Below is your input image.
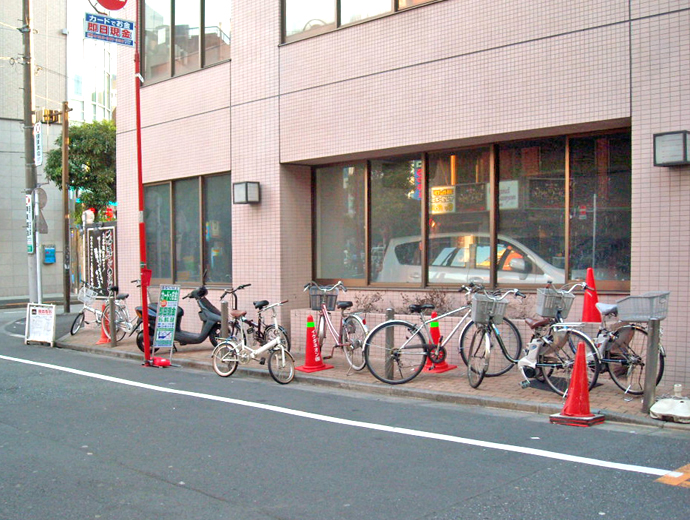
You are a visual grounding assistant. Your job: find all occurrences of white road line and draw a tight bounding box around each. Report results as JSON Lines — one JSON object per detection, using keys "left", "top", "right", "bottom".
{"left": 0, "top": 353, "right": 682, "bottom": 479}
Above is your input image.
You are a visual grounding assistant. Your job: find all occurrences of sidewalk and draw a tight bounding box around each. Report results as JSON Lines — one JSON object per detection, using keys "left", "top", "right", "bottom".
{"left": 52, "top": 319, "right": 690, "bottom": 432}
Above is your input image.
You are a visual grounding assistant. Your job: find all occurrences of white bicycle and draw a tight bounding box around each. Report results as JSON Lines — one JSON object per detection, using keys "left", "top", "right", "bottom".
{"left": 211, "top": 300, "right": 295, "bottom": 384}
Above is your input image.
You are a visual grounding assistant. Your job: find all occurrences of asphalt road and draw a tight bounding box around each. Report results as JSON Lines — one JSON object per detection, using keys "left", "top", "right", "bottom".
{"left": 1, "top": 308, "right": 689, "bottom": 520}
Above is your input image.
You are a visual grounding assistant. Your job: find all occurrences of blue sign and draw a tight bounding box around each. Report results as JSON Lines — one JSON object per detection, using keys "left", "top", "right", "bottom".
{"left": 84, "top": 14, "right": 135, "bottom": 47}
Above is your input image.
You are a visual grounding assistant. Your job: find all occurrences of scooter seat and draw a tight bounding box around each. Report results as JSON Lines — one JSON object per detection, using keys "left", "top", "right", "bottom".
{"left": 116, "top": 293, "right": 129, "bottom": 300}
{"left": 337, "top": 301, "right": 353, "bottom": 310}
{"left": 254, "top": 300, "right": 269, "bottom": 310}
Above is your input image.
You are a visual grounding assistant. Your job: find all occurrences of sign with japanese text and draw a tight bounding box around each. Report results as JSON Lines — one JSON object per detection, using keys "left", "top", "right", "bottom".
{"left": 153, "top": 285, "right": 181, "bottom": 350}
{"left": 431, "top": 186, "right": 456, "bottom": 214}
{"left": 86, "top": 224, "right": 117, "bottom": 296}
{"left": 33, "top": 122, "right": 43, "bottom": 166}
{"left": 25, "top": 304, "right": 56, "bottom": 346}
{"left": 84, "top": 14, "right": 135, "bottom": 47}
{"left": 26, "top": 194, "right": 34, "bottom": 254}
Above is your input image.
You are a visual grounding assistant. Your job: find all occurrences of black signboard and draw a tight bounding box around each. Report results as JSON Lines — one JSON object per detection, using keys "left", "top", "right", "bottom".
{"left": 86, "top": 224, "right": 117, "bottom": 296}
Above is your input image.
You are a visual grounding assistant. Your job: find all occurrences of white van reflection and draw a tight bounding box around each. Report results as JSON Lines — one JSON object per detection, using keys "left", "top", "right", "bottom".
{"left": 376, "top": 233, "right": 565, "bottom": 285}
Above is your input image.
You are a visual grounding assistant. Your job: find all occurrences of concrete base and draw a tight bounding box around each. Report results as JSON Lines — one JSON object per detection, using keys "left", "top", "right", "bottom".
{"left": 550, "top": 412, "right": 605, "bottom": 427}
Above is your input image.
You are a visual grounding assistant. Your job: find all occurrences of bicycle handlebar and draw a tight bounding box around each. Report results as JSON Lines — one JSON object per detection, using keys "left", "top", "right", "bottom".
{"left": 303, "top": 281, "right": 346, "bottom": 292}
{"left": 545, "top": 280, "right": 590, "bottom": 293}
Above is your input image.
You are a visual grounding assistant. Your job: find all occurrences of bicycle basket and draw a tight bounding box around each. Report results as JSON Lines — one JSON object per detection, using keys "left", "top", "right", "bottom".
{"left": 471, "top": 293, "right": 508, "bottom": 325}
{"left": 78, "top": 286, "right": 97, "bottom": 305}
{"left": 616, "top": 291, "right": 670, "bottom": 322}
{"left": 536, "top": 288, "right": 575, "bottom": 319}
{"left": 309, "top": 285, "right": 338, "bottom": 311}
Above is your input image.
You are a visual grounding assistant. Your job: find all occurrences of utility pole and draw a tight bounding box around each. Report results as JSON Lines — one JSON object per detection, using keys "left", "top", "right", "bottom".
{"left": 21, "top": 0, "right": 39, "bottom": 303}
{"left": 61, "top": 101, "right": 71, "bottom": 313}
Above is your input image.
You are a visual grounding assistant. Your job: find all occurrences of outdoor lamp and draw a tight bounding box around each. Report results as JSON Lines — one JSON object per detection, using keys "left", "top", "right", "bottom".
{"left": 653, "top": 131, "right": 690, "bottom": 166}
{"left": 233, "top": 181, "right": 261, "bottom": 204}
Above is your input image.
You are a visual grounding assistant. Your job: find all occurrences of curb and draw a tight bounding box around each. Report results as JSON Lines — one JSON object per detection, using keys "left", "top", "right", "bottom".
{"left": 53, "top": 336, "right": 688, "bottom": 431}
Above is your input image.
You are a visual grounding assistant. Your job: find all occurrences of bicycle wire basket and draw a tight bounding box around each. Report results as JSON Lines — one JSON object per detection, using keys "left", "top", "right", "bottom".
{"left": 471, "top": 293, "right": 508, "bottom": 325}
{"left": 536, "top": 287, "right": 575, "bottom": 319}
{"left": 616, "top": 291, "right": 670, "bottom": 322}
{"left": 309, "top": 285, "right": 338, "bottom": 312}
{"left": 78, "top": 285, "right": 97, "bottom": 306}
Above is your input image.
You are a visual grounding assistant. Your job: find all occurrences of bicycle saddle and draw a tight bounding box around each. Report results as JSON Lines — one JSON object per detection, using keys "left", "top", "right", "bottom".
{"left": 230, "top": 310, "right": 247, "bottom": 318}
{"left": 408, "top": 304, "right": 434, "bottom": 313}
{"left": 596, "top": 302, "right": 618, "bottom": 316}
{"left": 337, "top": 301, "right": 353, "bottom": 310}
{"left": 253, "top": 300, "right": 269, "bottom": 310}
{"left": 116, "top": 293, "right": 129, "bottom": 300}
{"left": 525, "top": 317, "right": 551, "bottom": 330}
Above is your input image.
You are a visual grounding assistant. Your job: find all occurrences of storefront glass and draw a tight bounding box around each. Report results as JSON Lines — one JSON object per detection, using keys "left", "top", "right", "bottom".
{"left": 371, "top": 157, "right": 423, "bottom": 283}
{"left": 315, "top": 164, "right": 366, "bottom": 280}
{"left": 174, "top": 178, "right": 201, "bottom": 282}
{"left": 144, "top": 184, "right": 172, "bottom": 280}
{"left": 427, "top": 148, "right": 491, "bottom": 284}
{"left": 569, "top": 133, "right": 631, "bottom": 281}
{"left": 204, "top": 174, "right": 232, "bottom": 284}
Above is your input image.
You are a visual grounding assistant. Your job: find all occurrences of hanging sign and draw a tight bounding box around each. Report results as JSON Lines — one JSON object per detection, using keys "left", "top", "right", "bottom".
{"left": 33, "top": 123, "right": 43, "bottom": 166}
{"left": 25, "top": 304, "right": 56, "bottom": 346}
{"left": 26, "top": 194, "right": 34, "bottom": 254}
{"left": 153, "top": 285, "right": 181, "bottom": 350}
{"left": 85, "top": 14, "right": 135, "bottom": 47}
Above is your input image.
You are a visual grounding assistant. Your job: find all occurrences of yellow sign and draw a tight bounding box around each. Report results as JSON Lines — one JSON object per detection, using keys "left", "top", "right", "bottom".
{"left": 431, "top": 186, "right": 456, "bottom": 214}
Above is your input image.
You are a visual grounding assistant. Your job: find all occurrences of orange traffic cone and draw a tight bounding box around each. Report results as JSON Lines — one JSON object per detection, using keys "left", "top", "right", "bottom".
{"left": 424, "top": 311, "right": 457, "bottom": 374}
{"left": 296, "top": 315, "right": 334, "bottom": 373}
{"left": 550, "top": 342, "right": 605, "bottom": 427}
{"left": 96, "top": 304, "right": 111, "bottom": 345}
{"left": 582, "top": 267, "right": 601, "bottom": 322}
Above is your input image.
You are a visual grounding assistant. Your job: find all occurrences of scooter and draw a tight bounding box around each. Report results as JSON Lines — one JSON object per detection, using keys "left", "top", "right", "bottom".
{"left": 135, "top": 285, "right": 223, "bottom": 353}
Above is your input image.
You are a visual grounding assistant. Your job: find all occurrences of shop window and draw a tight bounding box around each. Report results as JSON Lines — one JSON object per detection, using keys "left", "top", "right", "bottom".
{"left": 143, "top": 0, "right": 231, "bottom": 84}
{"left": 144, "top": 174, "right": 231, "bottom": 284}
{"left": 316, "top": 164, "right": 366, "bottom": 280}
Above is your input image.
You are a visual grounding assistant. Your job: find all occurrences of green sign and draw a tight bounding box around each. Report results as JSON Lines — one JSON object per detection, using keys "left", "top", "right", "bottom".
{"left": 152, "top": 285, "right": 180, "bottom": 350}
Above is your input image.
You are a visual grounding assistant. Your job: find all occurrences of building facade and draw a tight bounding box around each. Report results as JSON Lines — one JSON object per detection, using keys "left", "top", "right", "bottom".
{"left": 116, "top": 1, "right": 690, "bottom": 389}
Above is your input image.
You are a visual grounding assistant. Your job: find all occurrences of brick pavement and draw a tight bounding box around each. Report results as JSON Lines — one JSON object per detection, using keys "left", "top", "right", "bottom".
{"left": 55, "top": 323, "right": 690, "bottom": 431}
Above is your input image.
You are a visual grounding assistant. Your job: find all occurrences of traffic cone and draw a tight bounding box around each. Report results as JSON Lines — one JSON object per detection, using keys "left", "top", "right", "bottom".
{"left": 296, "top": 315, "right": 334, "bottom": 373}
{"left": 550, "top": 342, "right": 605, "bottom": 427}
{"left": 582, "top": 267, "right": 601, "bottom": 322}
{"left": 96, "top": 304, "right": 111, "bottom": 345}
{"left": 424, "top": 311, "right": 457, "bottom": 374}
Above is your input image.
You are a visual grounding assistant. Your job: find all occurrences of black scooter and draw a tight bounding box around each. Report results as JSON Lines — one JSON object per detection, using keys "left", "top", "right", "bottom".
{"left": 135, "top": 286, "right": 222, "bottom": 353}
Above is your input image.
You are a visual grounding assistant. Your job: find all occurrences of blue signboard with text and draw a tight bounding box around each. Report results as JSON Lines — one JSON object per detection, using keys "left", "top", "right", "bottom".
{"left": 84, "top": 14, "right": 135, "bottom": 47}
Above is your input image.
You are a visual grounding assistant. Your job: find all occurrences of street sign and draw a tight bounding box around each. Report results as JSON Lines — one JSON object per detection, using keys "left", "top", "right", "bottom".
{"left": 84, "top": 14, "right": 135, "bottom": 47}
{"left": 153, "top": 285, "right": 181, "bottom": 351}
{"left": 96, "top": 0, "right": 128, "bottom": 10}
{"left": 26, "top": 194, "right": 34, "bottom": 254}
{"left": 33, "top": 122, "right": 42, "bottom": 166}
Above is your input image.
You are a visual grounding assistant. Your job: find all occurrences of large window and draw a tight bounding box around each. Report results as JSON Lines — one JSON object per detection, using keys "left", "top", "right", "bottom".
{"left": 284, "top": 0, "right": 436, "bottom": 42}
{"left": 144, "top": 174, "right": 232, "bottom": 284}
{"left": 143, "top": 0, "right": 231, "bottom": 84}
{"left": 313, "top": 131, "right": 631, "bottom": 289}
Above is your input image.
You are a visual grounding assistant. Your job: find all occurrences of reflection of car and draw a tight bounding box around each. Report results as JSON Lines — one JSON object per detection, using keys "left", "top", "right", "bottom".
{"left": 376, "top": 233, "right": 565, "bottom": 285}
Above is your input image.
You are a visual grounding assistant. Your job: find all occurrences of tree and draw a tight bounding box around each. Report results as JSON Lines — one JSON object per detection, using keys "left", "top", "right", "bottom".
{"left": 44, "top": 120, "right": 116, "bottom": 221}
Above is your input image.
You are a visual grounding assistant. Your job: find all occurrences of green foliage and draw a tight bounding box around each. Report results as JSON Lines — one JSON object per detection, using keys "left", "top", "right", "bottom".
{"left": 44, "top": 120, "right": 116, "bottom": 220}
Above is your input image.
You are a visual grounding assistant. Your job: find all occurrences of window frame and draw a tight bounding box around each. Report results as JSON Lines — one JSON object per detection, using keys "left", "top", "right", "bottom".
{"left": 312, "top": 129, "right": 631, "bottom": 292}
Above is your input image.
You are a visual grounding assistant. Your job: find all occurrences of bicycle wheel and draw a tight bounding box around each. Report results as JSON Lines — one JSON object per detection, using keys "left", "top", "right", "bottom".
{"left": 70, "top": 312, "right": 85, "bottom": 335}
{"left": 102, "top": 305, "right": 127, "bottom": 342}
{"left": 607, "top": 325, "right": 663, "bottom": 395}
{"left": 212, "top": 340, "right": 239, "bottom": 377}
{"left": 268, "top": 348, "right": 295, "bottom": 384}
{"left": 342, "top": 315, "right": 367, "bottom": 371}
{"left": 264, "top": 324, "right": 291, "bottom": 352}
{"left": 466, "top": 326, "right": 490, "bottom": 389}
{"left": 539, "top": 328, "right": 600, "bottom": 397}
{"left": 459, "top": 318, "right": 522, "bottom": 377}
{"left": 364, "top": 320, "right": 428, "bottom": 385}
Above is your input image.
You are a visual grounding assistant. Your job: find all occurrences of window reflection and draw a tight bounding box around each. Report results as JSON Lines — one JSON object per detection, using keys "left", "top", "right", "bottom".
{"left": 205, "top": 1, "right": 231, "bottom": 65}
{"left": 341, "top": 0, "right": 391, "bottom": 25}
{"left": 144, "top": 184, "right": 172, "bottom": 280}
{"left": 284, "top": 0, "right": 336, "bottom": 39}
{"left": 204, "top": 175, "right": 232, "bottom": 284}
{"left": 174, "top": 1, "right": 201, "bottom": 76}
{"left": 174, "top": 179, "right": 201, "bottom": 282}
{"left": 144, "top": 0, "right": 171, "bottom": 82}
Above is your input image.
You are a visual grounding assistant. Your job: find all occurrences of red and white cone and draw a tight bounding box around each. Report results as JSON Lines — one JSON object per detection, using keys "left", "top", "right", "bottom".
{"left": 550, "top": 341, "right": 605, "bottom": 427}
{"left": 96, "top": 304, "right": 110, "bottom": 345}
{"left": 296, "top": 315, "right": 333, "bottom": 373}
{"left": 424, "top": 311, "right": 457, "bottom": 374}
{"left": 582, "top": 267, "right": 601, "bottom": 322}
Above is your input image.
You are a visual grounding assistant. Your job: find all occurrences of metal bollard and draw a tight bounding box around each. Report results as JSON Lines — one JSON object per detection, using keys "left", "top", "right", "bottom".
{"left": 109, "top": 295, "right": 116, "bottom": 348}
{"left": 385, "top": 308, "right": 394, "bottom": 380}
{"left": 642, "top": 318, "right": 661, "bottom": 414}
{"left": 221, "top": 300, "right": 228, "bottom": 339}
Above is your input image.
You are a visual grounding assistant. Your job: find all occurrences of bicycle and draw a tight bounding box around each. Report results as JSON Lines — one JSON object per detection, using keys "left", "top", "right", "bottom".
{"left": 514, "top": 282, "right": 601, "bottom": 396}
{"left": 220, "top": 284, "right": 291, "bottom": 352}
{"left": 71, "top": 283, "right": 128, "bottom": 340}
{"left": 303, "top": 281, "right": 368, "bottom": 372}
{"left": 591, "top": 293, "right": 667, "bottom": 395}
{"left": 363, "top": 284, "right": 523, "bottom": 385}
{"left": 211, "top": 300, "right": 295, "bottom": 384}
{"left": 461, "top": 288, "right": 529, "bottom": 389}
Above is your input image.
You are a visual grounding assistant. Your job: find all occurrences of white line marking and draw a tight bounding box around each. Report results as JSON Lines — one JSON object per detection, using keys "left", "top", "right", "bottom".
{"left": 0, "top": 354, "right": 682, "bottom": 479}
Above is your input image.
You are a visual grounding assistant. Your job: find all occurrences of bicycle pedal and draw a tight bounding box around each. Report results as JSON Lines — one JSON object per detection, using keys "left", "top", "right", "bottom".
{"left": 259, "top": 357, "right": 266, "bottom": 365}
{"left": 519, "top": 380, "right": 531, "bottom": 389}
{"left": 323, "top": 355, "right": 333, "bottom": 360}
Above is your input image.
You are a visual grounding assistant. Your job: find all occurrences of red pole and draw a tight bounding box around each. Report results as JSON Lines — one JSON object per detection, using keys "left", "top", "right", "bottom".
{"left": 134, "top": 0, "right": 152, "bottom": 365}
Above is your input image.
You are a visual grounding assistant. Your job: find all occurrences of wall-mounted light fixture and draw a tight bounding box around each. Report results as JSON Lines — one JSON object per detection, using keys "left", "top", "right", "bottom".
{"left": 654, "top": 131, "right": 690, "bottom": 166}
{"left": 233, "top": 181, "right": 261, "bottom": 204}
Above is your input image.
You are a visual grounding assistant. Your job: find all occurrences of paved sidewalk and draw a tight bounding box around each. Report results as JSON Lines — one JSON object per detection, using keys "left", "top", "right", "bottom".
{"left": 52, "top": 319, "right": 690, "bottom": 432}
